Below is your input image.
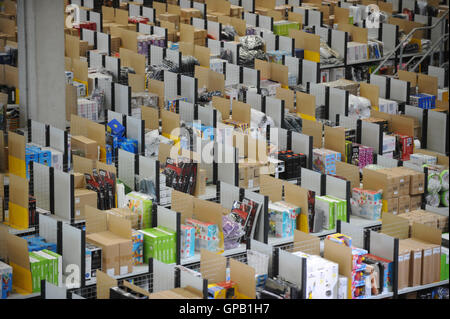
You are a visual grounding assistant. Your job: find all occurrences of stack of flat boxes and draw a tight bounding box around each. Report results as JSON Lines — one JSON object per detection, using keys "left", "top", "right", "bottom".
{"left": 159, "top": 173, "right": 172, "bottom": 206}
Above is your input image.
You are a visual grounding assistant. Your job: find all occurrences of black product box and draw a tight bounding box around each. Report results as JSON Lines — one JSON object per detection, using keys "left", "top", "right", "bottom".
{"left": 28, "top": 196, "right": 37, "bottom": 226}
{"left": 277, "top": 150, "right": 306, "bottom": 180}
{"left": 85, "top": 243, "right": 102, "bottom": 281}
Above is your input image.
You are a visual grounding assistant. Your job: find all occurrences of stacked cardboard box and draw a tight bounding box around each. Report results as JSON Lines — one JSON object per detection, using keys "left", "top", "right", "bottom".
{"left": 71, "top": 135, "right": 99, "bottom": 161}
{"left": 230, "top": 5, "right": 244, "bottom": 17}
{"left": 397, "top": 210, "right": 448, "bottom": 234}
{"left": 239, "top": 159, "right": 261, "bottom": 189}
{"left": 180, "top": 8, "right": 203, "bottom": 24}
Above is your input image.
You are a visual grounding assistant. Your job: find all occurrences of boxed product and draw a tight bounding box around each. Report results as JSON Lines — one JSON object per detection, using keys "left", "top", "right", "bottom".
{"left": 268, "top": 201, "right": 300, "bottom": 238}
{"left": 403, "top": 168, "right": 425, "bottom": 195}
{"left": 108, "top": 208, "right": 139, "bottom": 229}
{"left": 409, "top": 153, "right": 437, "bottom": 166}
{"left": 395, "top": 134, "right": 414, "bottom": 161}
{"left": 327, "top": 233, "right": 352, "bottom": 247}
{"left": 378, "top": 98, "right": 399, "bottom": 114}
{"left": 29, "top": 254, "right": 42, "bottom": 293}
{"left": 185, "top": 218, "right": 219, "bottom": 252}
{"left": 388, "top": 167, "right": 411, "bottom": 196}
{"left": 132, "top": 230, "right": 144, "bottom": 265}
{"left": 181, "top": 224, "right": 195, "bottom": 259}
{"left": 124, "top": 192, "right": 153, "bottom": 229}
{"left": 77, "top": 98, "right": 99, "bottom": 121}
{"left": 364, "top": 254, "right": 393, "bottom": 293}
{"left": 337, "top": 275, "right": 348, "bottom": 299}
{"left": 398, "top": 195, "right": 411, "bottom": 214}
{"left": 351, "top": 188, "right": 383, "bottom": 220}
{"left": 273, "top": 20, "right": 300, "bottom": 36}
{"left": 0, "top": 261, "right": 12, "bottom": 299}
{"left": 312, "top": 148, "right": 341, "bottom": 175}
{"left": 441, "top": 247, "right": 449, "bottom": 281}
{"left": 154, "top": 226, "right": 177, "bottom": 264}
{"left": 140, "top": 228, "right": 165, "bottom": 263}
{"left": 266, "top": 50, "right": 290, "bottom": 64}
{"left": 74, "top": 188, "right": 98, "bottom": 220}
{"left": 382, "top": 134, "right": 397, "bottom": 154}
{"left": 71, "top": 135, "right": 99, "bottom": 160}
{"left": 85, "top": 243, "right": 102, "bottom": 281}
{"left": 314, "top": 196, "right": 336, "bottom": 230}
{"left": 409, "top": 195, "right": 422, "bottom": 211}
{"left": 399, "top": 239, "right": 423, "bottom": 287}
{"left": 326, "top": 196, "right": 347, "bottom": 223}
{"left": 363, "top": 168, "right": 400, "bottom": 199}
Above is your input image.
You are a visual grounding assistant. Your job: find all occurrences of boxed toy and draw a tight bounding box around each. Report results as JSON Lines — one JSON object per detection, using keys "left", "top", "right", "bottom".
{"left": 337, "top": 275, "right": 348, "bottom": 299}
{"left": 312, "top": 148, "right": 341, "bottom": 175}
{"left": 364, "top": 254, "right": 393, "bottom": 293}
{"left": 185, "top": 218, "right": 219, "bottom": 252}
{"left": 124, "top": 192, "right": 153, "bottom": 229}
{"left": 327, "top": 233, "right": 352, "bottom": 247}
{"left": 155, "top": 226, "right": 177, "bottom": 264}
{"left": 268, "top": 202, "right": 299, "bottom": 238}
{"left": 181, "top": 224, "right": 195, "bottom": 259}
{"left": 131, "top": 230, "right": 144, "bottom": 265}
{"left": 140, "top": 228, "right": 166, "bottom": 263}
{"left": 315, "top": 196, "right": 336, "bottom": 230}
{"left": 0, "top": 261, "right": 12, "bottom": 299}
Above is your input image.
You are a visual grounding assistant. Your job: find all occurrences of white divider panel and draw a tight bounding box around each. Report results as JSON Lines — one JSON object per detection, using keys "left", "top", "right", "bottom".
{"left": 243, "top": 67, "right": 259, "bottom": 88}
{"left": 129, "top": 3, "right": 141, "bottom": 16}
{"left": 71, "top": 293, "right": 85, "bottom": 299}
{"left": 107, "top": 110, "right": 124, "bottom": 124}
{"left": 326, "top": 174, "right": 348, "bottom": 200}
{"left": 164, "top": 71, "right": 179, "bottom": 102}
{"left": 229, "top": 0, "right": 240, "bottom": 4}
{"left": 157, "top": 206, "right": 178, "bottom": 231}
{"left": 427, "top": 110, "right": 447, "bottom": 154}
{"left": 402, "top": 0, "right": 415, "bottom": 10}
{"left": 225, "top": 63, "right": 240, "bottom": 87}
{"left": 356, "top": 5, "right": 368, "bottom": 22}
{"left": 34, "top": 162, "right": 51, "bottom": 211}
{"left": 368, "top": 27, "right": 379, "bottom": 40}
{"left": 89, "top": 11, "right": 102, "bottom": 32}
{"left": 114, "top": 83, "right": 131, "bottom": 115}
{"left": 428, "top": 66, "right": 445, "bottom": 89}
{"left": 88, "top": 51, "right": 104, "bottom": 69}
{"left": 369, "top": 231, "right": 395, "bottom": 261}
{"left": 331, "top": 29, "right": 347, "bottom": 59}
{"left": 302, "top": 60, "right": 318, "bottom": 85}
{"left": 49, "top": 126, "right": 65, "bottom": 161}
{"left": 329, "top": 88, "right": 347, "bottom": 121}
{"left": 207, "top": 39, "right": 221, "bottom": 56}
{"left": 126, "top": 116, "right": 143, "bottom": 152}
{"left": 244, "top": 189, "right": 266, "bottom": 243}
{"left": 180, "top": 75, "right": 196, "bottom": 104}
{"left": 278, "top": 249, "right": 303, "bottom": 287}
{"left": 81, "top": 28, "right": 96, "bottom": 46}
{"left": 270, "top": 127, "right": 288, "bottom": 151}
{"left": 261, "top": 30, "right": 276, "bottom": 51}
{"left": 216, "top": 123, "right": 234, "bottom": 147}
{"left": 431, "top": 16, "right": 446, "bottom": 45}
{"left": 291, "top": 132, "right": 311, "bottom": 159}
{"left": 259, "top": 15, "right": 273, "bottom": 31}
{"left": 387, "top": 0, "right": 399, "bottom": 12}
{"left": 284, "top": 56, "right": 300, "bottom": 85}
{"left": 197, "top": 106, "right": 216, "bottom": 127}
{"left": 139, "top": 155, "right": 157, "bottom": 181}
{"left": 54, "top": 170, "right": 72, "bottom": 220}
{"left": 39, "top": 214, "right": 58, "bottom": 245}
{"left": 310, "top": 83, "right": 326, "bottom": 107}
{"left": 293, "top": 6, "right": 307, "bottom": 15}
{"left": 250, "top": 240, "right": 274, "bottom": 277}
{"left": 288, "top": 0, "right": 301, "bottom": 5}
{"left": 97, "top": 32, "right": 110, "bottom": 55}
{"left": 180, "top": 0, "right": 191, "bottom": 8}
{"left": 315, "top": 26, "right": 329, "bottom": 43}
{"left": 207, "top": 21, "right": 221, "bottom": 40}
{"left": 338, "top": 115, "right": 357, "bottom": 130}
{"left": 404, "top": 104, "right": 423, "bottom": 129}
{"left": 339, "top": 2, "right": 352, "bottom": 9}
{"left": 166, "top": 49, "right": 180, "bottom": 67}
{"left": 301, "top": 168, "right": 322, "bottom": 194}
{"left": 138, "top": 22, "right": 152, "bottom": 35}
{"left": 30, "top": 120, "right": 46, "bottom": 146}
{"left": 179, "top": 100, "right": 195, "bottom": 123}
{"left": 118, "top": 149, "right": 136, "bottom": 190}
{"left": 361, "top": 120, "right": 381, "bottom": 154}
{"left": 223, "top": 41, "right": 239, "bottom": 65}
{"left": 242, "top": 0, "right": 255, "bottom": 12}
{"left": 414, "top": 14, "right": 428, "bottom": 25}
{"left": 193, "top": 2, "right": 206, "bottom": 16}
{"left": 192, "top": 17, "right": 206, "bottom": 30}
{"left": 219, "top": 181, "right": 240, "bottom": 210}
{"left": 246, "top": 91, "right": 262, "bottom": 111}
{"left": 98, "top": 78, "right": 112, "bottom": 110}
{"left": 390, "top": 78, "right": 408, "bottom": 102}
{"left": 370, "top": 74, "right": 387, "bottom": 98}
{"left": 44, "top": 282, "right": 67, "bottom": 299}
{"left": 216, "top": 143, "right": 238, "bottom": 186}
{"left": 244, "top": 12, "right": 257, "bottom": 27}
{"left": 62, "top": 223, "right": 83, "bottom": 288}
{"left": 153, "top": 259, "right": 175, "bottom": 292}
{"left": 150, "top": 45, "right": 165, "bottom": 66}
{"left": 308, "top": 9, "right": 322, "bottom": 26}
{"left": 79, "top": 8, "right": 88, "bottom": 22}
{"left": 105, "top": 55, "right": 119, "bottom": 80}
{"left": 265, "top": 96, "right": 283, "bottom": 128}
{"left": 377, "top": 154, "right": 399, "bottom": 168}
{"left": 84, "top": 0, "right": 94, "bottom": 8}
{"left": 153, "top": 26, "right": 167, "bottom": 37}
{"left": 142, "top": 7, "right": 155, "bottom": 23}
{"left": 179, "top": 266, "right": 203, "bottom": 292}
{"left": 279, "top": 36, "right": 293, "bottom": 55}
{"left": 340, "top": 221, "right": 365, "bottom": 249}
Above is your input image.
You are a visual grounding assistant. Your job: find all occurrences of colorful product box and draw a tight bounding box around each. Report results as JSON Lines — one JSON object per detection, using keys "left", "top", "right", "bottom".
{"left": 155, "top": 226, "right": 177, "bottom": 264}
{"left": 350, "top": 188, "right": 383, "bottom": 220}
{"left": 312, "top": 148, "right": 341, "bottom": 175}
{"left": 185, "top": 218, "right": 219, "bottom": 252}
{"left": 29, "top": 255, "right": 41, "bottom": 293}
{"left": 327, "top": 233, "right": 352, "bottom": 247}
{"left": 131, "top": 230, "right": 144, "bottom": 265}
{"left": 124, "top": 192, "right": 153, "bottom": 229}
{"left": 364, "top": 254, "right": 393, "bottom": 292}
{"left": 351, "top": 248, "right": 368, "bottom": 270}
{"left": 314, "top": 196, "right": 336, "bottom": 231}
{"left": 268, "top": 202, "right": 299, "bottom": 238}
{"left": 85, "top": 243, "right": 102, "bottom": 281}
{"left": 181, "top": 224, "right": 195, "bottom": 259}
{"left": 0, "top": 261, "right": 12, "bottom": 299}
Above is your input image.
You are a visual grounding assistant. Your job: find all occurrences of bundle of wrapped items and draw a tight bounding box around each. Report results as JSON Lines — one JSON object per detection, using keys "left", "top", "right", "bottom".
{"left": 180, "top": 224, "right": 196, "bottom": 259}
{"left": 223, "top": 118, "right": 249, "bottom": 134}
{"left": 0, "top": 261, "right": 12, "bottom": 299}
{"left": 268, "top": 201, "right": 300, "bottom": 238}
{"left": 348, "top": 94, "right": 371, "bottom": 119}
{"left": 379, "top": 98, "right": 399, "bottom": 114}
{"left": 238, "top": 35, "right": 266, "bottom": 68}
{"left": 314, "top": 195, "right": 347, "bottom": 231}
{"left": 210, "top": 58, "right": 227, "bottom": 74}
{"left": 137, "top": 34, "right": 165, "bottom": 56}
{"left": 26, "top": 143, "right": 64, "bottom": 178}
{"left": 292, "top": 251, "right": 339, "bottom": 299}
{"left": 131, "top": 92, "right": 159, "bottom": 117}
{"left": 222, "top": 212, "right": 245, "bottom": 250}
{"left": 320, "top": 41, "right": 344, "bottom": 65}
{"left": 346, "top": 42, "right": 368, "bottom": 63}
{"left": 73, "top": 81, "right": 87, "bottom": 97}
{"left": 260, "top": 80, "right": 281, "bottom": 96}
{"left": 128, "top": 16, "right": 149, "bottom": 24}
{"left": 77, "top": 98, "right": 99, "bottom": 121}
{"left": 425, "top": 164, "right": 449, "bottom": 208}
{"left": 350, "top": 188, "right": 383, "bottom": 220}
{"left": 312, "top": 148, "right": 341, "bottom": 175}
{"left": 409, "top": 153, "right": 437, "bottom": 166}
{"left": 185, "top": 218, "right": 219, "bottom": 252}
{"left": 140, "top": 226, "right": 176, "bottom": 264}
{"left": 348, "top": 143, "right": 374, "bottom": 169}
{"left": 273, "top": 20, "right": 300, "bottom": 36}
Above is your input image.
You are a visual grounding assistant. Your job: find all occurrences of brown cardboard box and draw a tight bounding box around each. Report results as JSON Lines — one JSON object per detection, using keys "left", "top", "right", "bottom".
{"left": 159, "top": 13, "right": 180, "bottom": 28}
{"left": 108, "top": 208, "right": 139, "bottom": 229}
{"left": 119, "top": 240, "right": 133, "bottom": 275}
{"left": 80, "top": 40, "right": 89, "bottom": 57}
{"left": 409, "top": 195, "right": 422, "bottom": 211}
{"left": 230, "top": 5, "right": 244, "bottom": 17}
{"left": 398, "top": 243, "right": 411, "bottom": 289}
{"left": 207, "top": 14, "right": 219, "bottom": 22}
{"left": 73, "top": 173, "right": 86, "bottom": 189}
{"left": 378, "top": 168, "right": 402, "bottom": 198}
{"left": 180, "top": 8, "right": 203, "bottom": 20}
{"left": 389, "top": 167, "right": 411, "bottom": 196}
{"left": 363, "top": 168, "right": 399, "bottom": 199}
{"left": 403, "top": 168, "right": 425, "bottom": 195}
{"left": 239, "top": 160, "right": 261, "bottom": 188}
{"left": 71, "top": 135, "right": 99, "bottom": 160}
{"left": 194, "top": 168, "right": 206, "bottom": 196}
{"left": 399, "top": 239, "right": 422, "bottom": 287}
{"left": 87, "top": 231, "right": 120, "bottom": 276}
{"left": 398, "top": 195, "right": 411, "bottom": 214}
{"left": 382, "top": 197, "right": 399, "bottom": 215}
{"left": 74, "top": 189, "right": 98, "bottom": 220}
{"left": 405, "top": 238, "right": 434, "bottom": 285}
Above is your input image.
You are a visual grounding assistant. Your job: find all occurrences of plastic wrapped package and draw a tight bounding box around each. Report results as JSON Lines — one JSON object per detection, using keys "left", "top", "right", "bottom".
{"left": 90, "top": 87, "right": 106, "bottom": 122}
{"left": 320, "top": 41, "right": 344, "bottom": 65}
{"left": 144, "top": 130, "right": 174, "bottom": 158}
{"left": 198, "top": 89, "right": 223, "bottom": 103}
{"left": 221, "top": 25, "right": 238, "bottom": 41}
{"left": 427, "top": 172, "right": 442, "bottom": 194}
{"left": 222, "top": 214, "right": 245, "bottom": 250}
{"left": 348, "top": 94, "right": 371, "bottom": 119}
{"left": 135, "top": 175, "right": 157, "bottom": 200}
{"left": 426, "top": 193, "right": 440, "bottom": 207}
{"left": 283, "top": 113, "right": 302, "bottom": 133}
{"left": 250, "top": 108, "right": 275, "bottom": 139}
{"left": 239, "top": 35, "right": 266, "bottom": 68}
{"left": 120, "top": 67, "right": 136, "bottom": 85}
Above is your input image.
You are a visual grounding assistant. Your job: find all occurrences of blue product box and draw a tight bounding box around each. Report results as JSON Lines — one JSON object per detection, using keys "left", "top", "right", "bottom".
{"left": 119, "top": 138, "right": 138, "bottom": 154}
{"left": 38, "top": 149, "right": 52, "bottom": 166}
{"left": 0, "top": 261, "right": 13, "bottom": 299}
{"left": 106, "top": 144, "right": 113, "bottom": 165}
{"left": 107, "top": 119, "right": 125, "bottom": 137}
{"left": 181, "top": 225, "right": 195, "bottom": 258}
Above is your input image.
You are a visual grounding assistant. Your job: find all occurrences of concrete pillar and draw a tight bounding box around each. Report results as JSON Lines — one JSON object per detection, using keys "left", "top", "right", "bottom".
{"left": 17, "top": 0, "right": 66, "bottom": 130}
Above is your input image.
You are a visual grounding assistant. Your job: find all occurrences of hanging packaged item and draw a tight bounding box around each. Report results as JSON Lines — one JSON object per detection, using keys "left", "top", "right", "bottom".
{"left": 162, "top": 158, "right": 198, "bottom": 195}
{"left": 185, "top": 218, "right": 219, "bottom": 252}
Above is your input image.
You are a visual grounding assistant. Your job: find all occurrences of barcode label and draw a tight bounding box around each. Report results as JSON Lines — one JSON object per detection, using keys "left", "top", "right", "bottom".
{"left": 433, "top": 247, "right": 440, "bottom": 254}
{"left": 424, "top": 249, "right": 432, "bottom": 257}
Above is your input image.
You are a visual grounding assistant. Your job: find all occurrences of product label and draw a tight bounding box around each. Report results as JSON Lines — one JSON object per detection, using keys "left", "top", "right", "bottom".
{"left": 248, "top": 179, "right": 254, "bottom": 188}
{"left": 433, "top": 247, "right": 440, "bottom": 255}
{"left": 414, "top": 252, "right": 421, "bottom": 259}
{"left": 76, "top": 210, "right": 81, "bottom": 216}
{"left": 120, "top": 266, "right": 128, "bottom": 276}
{"left": 398, "top": 255, "right": 404, "bottom": 262}
{"left": 75, "top": 197, "right": 80, "bottom": 204}
{"left": 405, "top": 254, "right": 410, "bottom": 261}
{"left": 107, "top": 268, "right": 115, "bottom": 277}
{"left": 424, "top": 249, "right": 432, "bottom": 257}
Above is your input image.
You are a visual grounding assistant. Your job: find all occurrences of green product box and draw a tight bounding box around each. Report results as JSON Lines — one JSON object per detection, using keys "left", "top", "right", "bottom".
{"left": 315, "top": 196, "right": 335, "bottom": 230}
{"left": 441, "top": 247, "right": 449, "bottom": 281}
{"left": 43, "top": 249, "right": 63, "bottom": 286}
{"left": 327, "top": 196, "right": 347, "bottom": 223}
{"left": 34, "top": 251, "right": 55, "bottom": 285}
{"left": 29, "top": 252, "right": 48, "bottom": 292}
{"left": 29, "top": 256, "right": 40, "bottom": 293}
{"left": 140, "top": 228, "right": 167, "bottom": 263}
{"left": 156, "top": 226, "right": 177, "bottom": 264}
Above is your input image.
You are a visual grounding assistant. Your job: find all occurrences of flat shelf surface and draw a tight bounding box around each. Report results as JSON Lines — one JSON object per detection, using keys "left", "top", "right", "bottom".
{"left": 398, "top": 280, "right": 449, "bottom": 295}
{"left": 85, "top": 264, "right": 149, "bottom": 286}
{"left": 7, "top": 292, "right": 41, "bottom": 299}
{"left": 181, "top": 243, "right": 247, "bottom": 265}
{"left": 268, "top": 236, "right": 294, "bottom": 246}
{"left": 425, "top": 205, "right": 449, "bottom": 216}
{"left": 366, "top": 291, "right": 394, "bottom": 299}
{"left": 349, "top": 215, "right": 382, "bottom": 228}
{"left": 198, "top": 184, "right": 217, "bottom": 200}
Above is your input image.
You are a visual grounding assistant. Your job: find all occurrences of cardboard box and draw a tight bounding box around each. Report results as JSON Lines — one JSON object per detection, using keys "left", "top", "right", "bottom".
{"left": 74, "top": 189, "right": 98, "bottom": 220}
{"left": 86, "top": 209, "right": 133, "bottom": 277}
{"left": 159, "top": 13, "right": 180, "bottom": 28}
{"left": 403, "top": 168, "right": 425, "bottom": 195}
{"left": 239, "top": 160, "right": 261, "bottom": 189}
{"left": 398, "top": 195, "right": 411, "bottom": 215}
{"left": 71, "top": 135, "right": 99, "bottom": 160}
{"left": 73, "top": 172, "right": 85, "bottom": 189}
{"left": 409, "top": 195, "right": 422, "bottom": 211}
{"left": 194, "top": 168, "right": 206, "bottom": 196}
{"left": 399, "top": 239, "right": 423, "bottom": 287}
{"left": 363, "top": 168, "right": 399, "bottom": 199}
{"left": 389, "top": 167, "right": 411, "bottom": 196}
{"left": 398, "top": 243, "right": 411, "bottom": 290}
{"left": 108, "top": 207, "right": 139, "bottom": 229}
{"left": 405, "top": 238, "right": 435, "bottom": 285}
{"left": 382, "top": 197, "right": 399, "bottom": 215}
